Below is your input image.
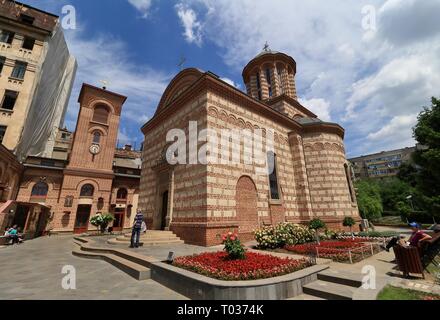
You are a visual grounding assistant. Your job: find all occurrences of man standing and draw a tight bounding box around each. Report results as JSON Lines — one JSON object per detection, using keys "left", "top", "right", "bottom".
{"left": 130, "top": 209, "right": 144, "bottom": 248}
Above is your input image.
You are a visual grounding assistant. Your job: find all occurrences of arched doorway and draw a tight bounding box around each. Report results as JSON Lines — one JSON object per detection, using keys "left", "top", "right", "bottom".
{"left": 235, "top": 176, "right": 259, "bottom": 240}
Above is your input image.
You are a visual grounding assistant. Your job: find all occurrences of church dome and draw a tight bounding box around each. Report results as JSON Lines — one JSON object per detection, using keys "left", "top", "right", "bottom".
{"left": 242, "top": 45, "right": 298, "bottom": 101}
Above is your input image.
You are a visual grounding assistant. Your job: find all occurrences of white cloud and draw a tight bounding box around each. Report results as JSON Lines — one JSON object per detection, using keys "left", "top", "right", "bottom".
{"left": 62, "top": 27, "right": 170, "bottom": 144}
{"left": 128, "top": 0, "right": 153, "bottom": 18}
{"left": 298, "top": 98, "right": 332, "bottom": 122}
{"left": 220, "top": 77, "right": 241, "bottom": 89}
{"left": 368, "top": 114, "right": 417, "bottom": 141}
{"left": 175, "top": 3, "right": 203, "bottom": 46}
{"left": 175, "top": 0, "right": 440, "bottom": 156}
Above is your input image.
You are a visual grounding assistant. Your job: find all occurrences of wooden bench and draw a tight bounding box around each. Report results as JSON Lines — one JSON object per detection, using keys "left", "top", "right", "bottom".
{"left": 393, "top": 245, "right": 425, "bottom": 279}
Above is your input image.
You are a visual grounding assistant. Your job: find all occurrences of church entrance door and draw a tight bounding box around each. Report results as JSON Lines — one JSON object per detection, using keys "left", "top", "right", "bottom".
{"left": 161, "top": 191, "right": 169, "bottom": 230}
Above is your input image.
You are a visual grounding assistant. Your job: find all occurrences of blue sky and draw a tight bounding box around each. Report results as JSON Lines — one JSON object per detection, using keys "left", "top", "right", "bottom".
{"left": 23, "top": 0, "right": 440, "bottom": 157}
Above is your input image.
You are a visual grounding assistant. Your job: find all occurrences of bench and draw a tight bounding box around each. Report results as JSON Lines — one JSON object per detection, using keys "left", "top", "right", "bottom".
{"left": 0, "top": 236, "right": 11, "bottom": 246}
{"left": 393, "top": 245, "right": 425, "bottom": 279}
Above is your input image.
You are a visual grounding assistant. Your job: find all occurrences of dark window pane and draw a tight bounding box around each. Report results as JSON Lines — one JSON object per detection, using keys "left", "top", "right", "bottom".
{"left": 0, "top": 30, "right": 14, "bottom": 44}
{"left": 93, "top": 132, "right": 101, "bottom": 144}
{"left": 1, "top": 90, "right": 18, "bottom": 110}
{"left": 31, "top": 182, "right": 48, "bottom": 197}
{"left": 20, "top": 14, "right": 35, "bottom": 25}
{"left": 0, "top": 56, "right": 5, "bottom": 74}
{"left": 117, "top": 188, "right": 128, "bottom": 199}
{"left": 0, "top": 126, "right": 6, "bottom": 144}
{"left": 268, "top": 152, "right": 280, "bottom": 200}
{"left": 22, "top": 37, "right": 35, "bottom": 50}
{"left": 11, "top": 61, "right": 27, "bottom": 79}
{"left": 80, "top": 184, "right": 94, "bottom": 197}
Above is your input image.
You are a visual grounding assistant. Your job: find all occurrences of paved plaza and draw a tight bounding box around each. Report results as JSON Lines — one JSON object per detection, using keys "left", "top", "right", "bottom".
{"left": 0, "top": 235, "right": 186, "bottom": 300}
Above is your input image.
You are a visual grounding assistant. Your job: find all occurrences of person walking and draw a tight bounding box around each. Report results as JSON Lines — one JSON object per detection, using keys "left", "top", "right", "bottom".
{"left": 130, "top": 209, "right": 144, "bottom": 248}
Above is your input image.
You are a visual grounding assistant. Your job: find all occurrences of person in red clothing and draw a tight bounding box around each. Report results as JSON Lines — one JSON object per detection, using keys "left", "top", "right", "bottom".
{"left": 408, "top": 222, "right": 432, "bottom": 248}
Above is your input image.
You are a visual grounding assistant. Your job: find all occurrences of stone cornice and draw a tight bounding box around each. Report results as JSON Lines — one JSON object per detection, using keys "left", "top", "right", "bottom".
{"left": 63, "top": 167, "right": 115, "bottom": 180}
{"left": 266, "top": 94, "right": 317, "bottom": 118}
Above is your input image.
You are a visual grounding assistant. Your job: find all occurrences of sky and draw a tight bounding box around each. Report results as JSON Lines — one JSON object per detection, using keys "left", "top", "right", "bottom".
{"left": 23, "top": 0, "right": 440, "bottom": 157}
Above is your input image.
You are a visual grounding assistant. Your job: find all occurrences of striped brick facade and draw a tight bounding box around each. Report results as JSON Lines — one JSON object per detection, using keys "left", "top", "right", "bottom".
{"left": 140, "top": 52, "right": 359, "bottom": 246}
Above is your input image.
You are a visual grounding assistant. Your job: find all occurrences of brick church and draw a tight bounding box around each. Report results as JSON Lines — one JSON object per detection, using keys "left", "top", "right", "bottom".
{"left": 140, "top": 49, "right": 360, "bottom": 246}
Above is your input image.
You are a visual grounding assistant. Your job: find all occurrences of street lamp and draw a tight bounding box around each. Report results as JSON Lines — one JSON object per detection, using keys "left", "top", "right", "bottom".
{"left": 406, "top": 195, "right": 414, "bottom": 211}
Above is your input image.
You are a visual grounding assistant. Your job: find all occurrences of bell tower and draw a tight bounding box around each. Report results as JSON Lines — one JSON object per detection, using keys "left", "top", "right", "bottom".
{"left": 242, "top": 45, "right": 298, "bottom": 102}
{"left": 67, "top": 84, "right": 127, "bottom": 173}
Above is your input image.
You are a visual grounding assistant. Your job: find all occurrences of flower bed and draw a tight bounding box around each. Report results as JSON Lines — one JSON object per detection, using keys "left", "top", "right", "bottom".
{"left": 173, "top": 251, "right": 313, "bottom": 281}
{"left": 285, "top": 240, "right": 382, "bottom": 263}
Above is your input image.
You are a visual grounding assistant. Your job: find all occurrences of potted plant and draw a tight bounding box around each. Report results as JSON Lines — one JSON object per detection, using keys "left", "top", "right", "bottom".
{"left": 90, "top": 213, "right": 114, "bottom": 234}
{"left": 309, "top": 218, "right": 326, "bottom": 245}
{"left": 343, "top": 217, "right": 356, "bottom": 240}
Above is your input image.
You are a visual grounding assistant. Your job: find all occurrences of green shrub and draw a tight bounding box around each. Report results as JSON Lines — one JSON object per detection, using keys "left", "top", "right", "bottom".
{"left": 255, "top": 223, "right": 315, "bottom": 249}
{"left": 90, "top": 213, "right": 114, "bottom": 233}
{"left": 309, "top": 219, "right": 326, "bottom": 231}
{"left": 222, "top": 232, "right": 246, "bottom": 260}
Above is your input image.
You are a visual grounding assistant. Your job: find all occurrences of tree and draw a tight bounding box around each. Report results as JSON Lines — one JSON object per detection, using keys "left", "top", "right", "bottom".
{"left": 355, "top": 179, "right": 383, "bottom": 221}
{"left": 377, "top": 178, "right": 414, "bottom": 212}
{"left": 412, "top": 97, "right": 440, "bottom": 214}
{"left": 309, "top": 218, "right": 326, "bottom": 245}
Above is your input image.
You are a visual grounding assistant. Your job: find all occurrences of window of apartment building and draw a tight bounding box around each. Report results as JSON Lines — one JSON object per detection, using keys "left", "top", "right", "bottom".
{"left": 22, "top": 37, "right": 35, "bottom": 50}
{"left": 11, "top": 61, "right": 27, "bottom": 79}
{"left": 267, "top": 151, "right": 281, "bottom": 200}
{"left": 1, "top": 90, "right": 19, "bottom": 110}
{"left": 0, "top": 126, "right": 6, "bottom": 144}
{"left": 0, "top": 56, "right": 5, "bottom": 74}
{"left": 0, "top": 30, "right": 15, "bottom": 44}
{"left": 20, "top": 14, "right": 35, "bottom": 25}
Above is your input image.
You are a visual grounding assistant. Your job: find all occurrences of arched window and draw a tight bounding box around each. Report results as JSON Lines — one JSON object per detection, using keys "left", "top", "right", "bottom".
{"left": 31, "top": 182, "right": 48, "bottom": 198}
{"left": 267, "top": 151, "right": 280, "bottom": 200}
{"left": 265, "top": 68, "right": 273, "bottom": 97}
{"left": 117, "top": 188, "right": 128, "bottom": 200}
{"left": 93, "top": 131, "right": 101, "bottom": 144}
{"left": 256, "top": 72, "right": 262, "bottom": 100}
{"left": 80, "top": 184, "right": 94, "bottom": 197}
{"left": 277, "top": 67, "right": 284, "bottom": 94}
{"left": 92, "top": 105, "right": 109, "bottom": 124}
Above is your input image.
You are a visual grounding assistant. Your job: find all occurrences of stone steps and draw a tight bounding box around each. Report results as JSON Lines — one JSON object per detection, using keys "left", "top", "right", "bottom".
{"left": 300, "top": 269, "right": 364, "bottom": 300}
{"left": 108, "top": 231, "right": 184, "bottom": 246}
{"left": 72, "top": 243, "right": 151, "bottom": 280}
{"left": 287, "top": 294, "right": 325, "bottom": 300}
{"left": 303, "top": 280, "right": 356, "bottom": 300}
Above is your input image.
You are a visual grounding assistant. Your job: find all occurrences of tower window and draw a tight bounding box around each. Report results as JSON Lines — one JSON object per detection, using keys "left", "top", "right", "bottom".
{"left": 1, "top": 90, "right": 19, "bottom": 110}
{"left": 93, "top": 131, "right": 101, "bottom": 144}
{"left": 0, "top": 126, "right": 6, "bottom": 144}
{"left": 267, "top": 151, "right": 280, "bottom": 200}
{"left": 256, "top": 72, "right": 262, "bottom": 100}
{"left": 277, "top": 69, "right": 284, "bottom": 94}
{"left": 92, "top": 105, "right": 109, "bottom": 124}
{"left": 0, "top": 56, "right": 5, "bottom": 74}
{"left": 11, "top": 61, "right": 27, "bottom": 79}
{"left": 0, "top": 30, "right": 15, "bottom": 44}
{"left": 265, "top": 68, "right": 273, "bottom": 97}
{"left": 22, "top": 37, "right": 35, "bottom": 50}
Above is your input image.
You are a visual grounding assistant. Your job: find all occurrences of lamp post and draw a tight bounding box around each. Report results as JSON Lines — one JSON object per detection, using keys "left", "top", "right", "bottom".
{"left": 406, "top": 195, "right": 414, "bottom": 211}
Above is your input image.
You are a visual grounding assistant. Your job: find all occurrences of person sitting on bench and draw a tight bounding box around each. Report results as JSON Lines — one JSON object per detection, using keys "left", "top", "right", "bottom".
{"left": 409, "top": 222, "right": 432, "bottom": 248}
{"left": 382, "top": 234, "right": 409, "bottom": 252}
{"left": 7, "top": 225, "right": 20, "bottom": 245}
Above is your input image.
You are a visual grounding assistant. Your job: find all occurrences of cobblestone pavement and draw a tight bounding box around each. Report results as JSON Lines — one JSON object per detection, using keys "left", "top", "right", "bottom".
{"left": 0, "top": 236, "right": 186, "bottom": 300}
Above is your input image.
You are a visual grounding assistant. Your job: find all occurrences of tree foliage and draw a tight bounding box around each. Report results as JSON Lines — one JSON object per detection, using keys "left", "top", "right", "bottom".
{"left": 355, "top": 179, "right": 383, "bottom": 220}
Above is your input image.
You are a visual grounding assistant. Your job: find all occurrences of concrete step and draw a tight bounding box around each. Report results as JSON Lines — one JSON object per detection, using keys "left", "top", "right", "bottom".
{"left": 303, "top": 280, "right": 355, "bottom": 300}
{"left": 107, "top": 238, "right": 184, "bottom": 246}
{"left": 117, "top": 235, "right": 181, "bottom": 241}
{"left": 123, "top": 231, "right": 175, "bottom": 238}
{"left": 317, "top": 269, "right": 363, "bottom": 288}
{"left": 287, "top": 294, "right": 325, "bottom": 300}
{"left": 72, "top": 244, "right": 151, "bottom": 280}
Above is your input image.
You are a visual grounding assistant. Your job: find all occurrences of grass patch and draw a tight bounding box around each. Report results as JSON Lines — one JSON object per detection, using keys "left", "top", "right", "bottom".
{"left": 377, "top": 285, "right": 440, "bottom": 300}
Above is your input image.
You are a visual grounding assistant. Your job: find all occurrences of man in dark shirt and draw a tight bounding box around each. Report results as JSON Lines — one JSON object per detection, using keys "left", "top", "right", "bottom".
{"left": 130, "top": 209, "right": 144, "bottom": 248}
